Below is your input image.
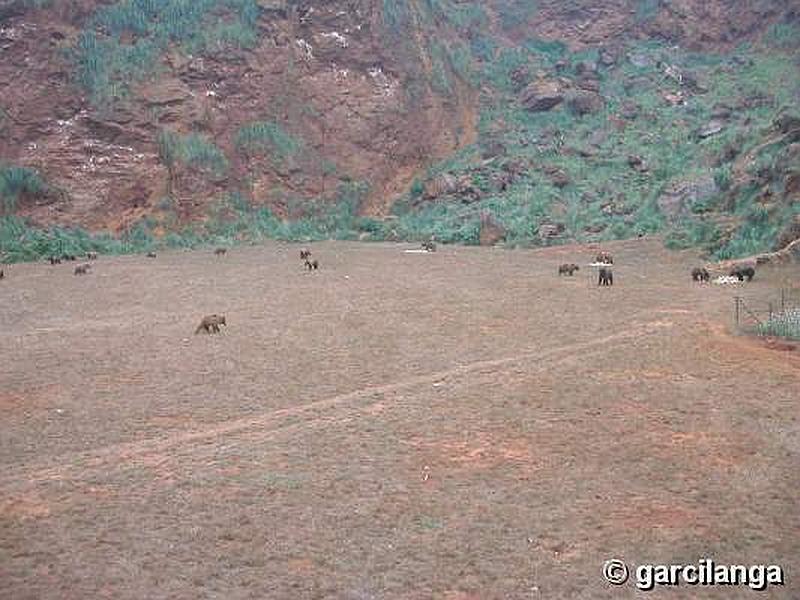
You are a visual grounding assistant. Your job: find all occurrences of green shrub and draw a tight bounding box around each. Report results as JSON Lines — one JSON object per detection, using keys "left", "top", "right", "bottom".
{"left": 0, "top": 216, "right": 152, "bottom": 263}
{"left": 235, "top": 121, "right": 302, "bottom": 163}
{"left": 382, "top": 0, "right": 411, "bottom": 32}
{"left": 714, "top": 165, "right": 732, "bottom": 191}
{"left": 0, "top": 165, "right": 47, "bottom": 213}
{"left": 164, "top": 229, "right": 201, "bottom": 249}
{"left": 430, "top": 43, "right": 453, "bottom": 94}
{"left": 201, "top": 182, "right": 368, "bottom": 243}
{"left": 524, "top": 37, "right": 566, "bottom": 61}
{"left": 608, "top": 220, "right": 631, "bottom": 239}
{"left": 714, "top": 216, "right": 780, "bottom": 259}
{"left": 72, "top": 0, "right": 262, "bottom": 108}
{"left": 766, "top": 23, "right": 800, "bottom": 50}
{"left": 410, "top": 179, "right": 425, "bottom": 198}
{"left": 480, "top": 47, "right": 528, "bottom": 91}
{"left": 497, "top": 1, "right": 539, "bottom": 31}
{"left": 354, "top": 217, "right": 388, "bottom": 238}
{"left": 757, "top": 309, "right": 800, "bottom": 340}
{"left": 384, "top": 0, "right": 486, "bottom": 32}
{"left": 635, "top": 0, "right": 661, "bottom": 23}
{"left": 158, "top": 130, "right": 228, "bottom": 176}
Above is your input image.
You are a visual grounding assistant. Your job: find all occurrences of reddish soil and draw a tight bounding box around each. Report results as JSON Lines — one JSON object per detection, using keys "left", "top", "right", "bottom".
{"left": 0, "top": 2, "right": 477, "bottom": 228}
{"left": 1, "top": 238, "right": 798, "bottom": 599}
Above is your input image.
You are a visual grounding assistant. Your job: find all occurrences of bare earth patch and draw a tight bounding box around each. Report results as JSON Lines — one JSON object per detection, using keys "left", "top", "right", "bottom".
{"left": 1, "top": 239, "right": 798, "bottom": 599}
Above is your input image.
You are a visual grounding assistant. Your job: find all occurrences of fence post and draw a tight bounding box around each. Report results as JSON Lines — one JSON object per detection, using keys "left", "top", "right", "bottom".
{"left": 734, "top": 296, "right": 741, "bottom": 329}
{"left": 781, "top": 288, "right": 785, "bottom": 312}
{"left": 769, "top": 302, "right": 773, "bottom": 321}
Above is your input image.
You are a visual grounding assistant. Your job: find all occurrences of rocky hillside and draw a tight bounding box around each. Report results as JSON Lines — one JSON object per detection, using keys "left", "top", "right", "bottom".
{"left": 0, "top": 0, "right": 476, "bottom": 228}
{"left": 0, "top": 0, "right": 798, "bottom": 259}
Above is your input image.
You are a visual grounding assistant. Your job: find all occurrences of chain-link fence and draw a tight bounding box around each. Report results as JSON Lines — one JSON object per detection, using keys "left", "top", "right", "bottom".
{"left": 735, "top": 287, "right": 800, "bottom": 340}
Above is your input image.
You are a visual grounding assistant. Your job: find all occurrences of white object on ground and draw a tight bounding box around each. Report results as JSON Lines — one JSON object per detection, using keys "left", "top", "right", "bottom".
{"left": 713, "top": 275, "right": 742, "bottom": 285}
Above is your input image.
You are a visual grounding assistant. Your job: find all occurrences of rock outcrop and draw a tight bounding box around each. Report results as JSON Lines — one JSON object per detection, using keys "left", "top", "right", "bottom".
{"left": 0, "top": 0, "right": 478, "bottom": 228}
{"left": 0, "top": 0, "right": 796, "bottom": 235}
{"left": 520, "top": 79, "right": 566, "bottom": 112}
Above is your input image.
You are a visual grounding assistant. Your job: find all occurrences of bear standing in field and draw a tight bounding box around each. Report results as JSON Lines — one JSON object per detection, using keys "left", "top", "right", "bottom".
{"left": 558, "top": 263, "right": 580, "bottom": 276}
{"left": 195, "top": 314, "right": 226, "bottom": 334}
{"left": 691, "top": 267, "right": 710, "bottom": 282}
{"left": 421, "top": 240, "right": 437, "bottom": 252}
{"left": 730, "top": 265, "right": 755, "bottom": 282}
{"left": 595, "top": 252, "right": 613, "bottom": 265}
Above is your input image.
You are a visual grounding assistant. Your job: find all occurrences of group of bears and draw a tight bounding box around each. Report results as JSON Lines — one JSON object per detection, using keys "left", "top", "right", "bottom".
{"left": 0, "top": 245, "right": 320, "bottom": 336}
{"left": 557, "top": 252, "right": 757, "bottom": 287}
{"left": 558, "top": 252, "right": 614, "bottom": 285}
{"left": 48, "top": 253, "right": 79, "bottom": 264}
{"left": 0, "top": 244, "right": 761, "bottom": 321}
{"left": 691, "top": 265, "right": 755, "bottom": 282}
{"left": 45, "top": 251, "right": 98, "bottom": 275}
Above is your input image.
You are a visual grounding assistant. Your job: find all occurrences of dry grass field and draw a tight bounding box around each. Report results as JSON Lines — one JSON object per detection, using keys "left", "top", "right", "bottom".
{"left": 1, "top": 238, "right": 798, "bottom": 599}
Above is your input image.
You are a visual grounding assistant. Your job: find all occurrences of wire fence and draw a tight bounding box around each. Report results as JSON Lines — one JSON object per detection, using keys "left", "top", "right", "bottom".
{"left": 735, "top": 287, "right": 800, "bottom": 340}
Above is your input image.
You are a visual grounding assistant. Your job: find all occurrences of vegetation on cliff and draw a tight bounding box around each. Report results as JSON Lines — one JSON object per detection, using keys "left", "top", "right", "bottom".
{"left": 390, "top": 34, "right": 799, "bottom": 260}
{"left": 72, "top": 0, "right": 261, "bottom": 108}
{"left": 1, "top": 0, "right": 798, "bottom": 262}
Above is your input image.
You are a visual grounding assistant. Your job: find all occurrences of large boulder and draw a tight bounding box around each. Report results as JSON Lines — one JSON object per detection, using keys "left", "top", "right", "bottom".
{"left": 422, "top": 173, "right": 483, "bottom": 204}
{"left": 542, "top": 165, "right": 570, "bottom": 188}
{"left": 657, "top": 174, "right": 719, "bottom": 219}
{"left": 584, "top": 223, "right": 607, "bottom": 234}
{"left": 423, "top": 173, "right": 459, "bottom": 200}
{"left": 519, "top": 79, "right": 565, "bottom": 112}
{"left": 576, "top": 77, "right": 601, "bottom": 93}
{"left": 140, "top": 78, "right": 192, "bottom": 107}
{"left": 538, "top": 222, "right": 565, "bottom": 240}
{"left": 138, "top": 78, "right": 200, "bottom": 124}
{"left": 773, "top": 113, "right": 800, "bottom": 134}
{"left": 696, "top": 119, "right": 726, "bottom": 139}
{"left": 568, "top": 91, "right": 605, "bottom": 115}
